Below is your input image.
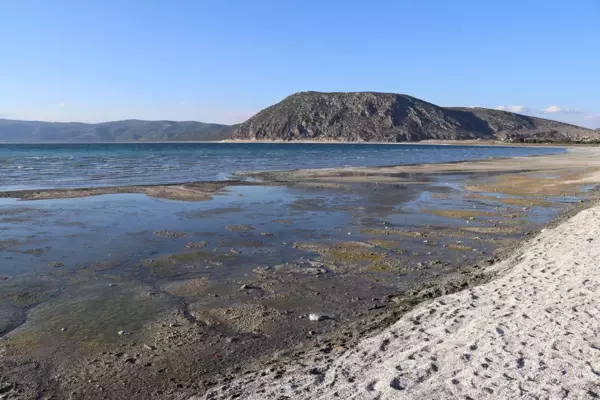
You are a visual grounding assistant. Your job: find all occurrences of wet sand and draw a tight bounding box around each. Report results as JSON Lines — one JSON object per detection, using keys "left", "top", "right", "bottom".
{"left": 237, "top": 147, "right": 600, "bottom": 184}
{"left": 1, "top": 147, "right": 599, "bottom": 399}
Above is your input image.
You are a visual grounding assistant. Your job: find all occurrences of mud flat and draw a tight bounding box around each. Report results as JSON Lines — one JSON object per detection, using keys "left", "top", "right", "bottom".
{"left": 195, "top": 186, "right": 600, "bottom": 400}
{"left": 239, "top": 147, "right": 600, "bottom": 185}
{"left": 0, "top": 180, "right": 269, "bottom": 202}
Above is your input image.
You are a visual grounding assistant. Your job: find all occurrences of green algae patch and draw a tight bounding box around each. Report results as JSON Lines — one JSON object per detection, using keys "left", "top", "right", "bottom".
{"left": 226, "top": 224, "right": 255, "bottom": 232}
{"left": 326, "top": 245, "right": 384, "bottom": 263}
{"left": 363, "top": 261, "right": 406, "bottom": 273}
{"left": 445, "top": 243, "right": 474, "bottom": 252}
{"left": 295, "top": 242, "right": 394, "bottom": 268}
{"left": 0, "top": 239, "right": 20, "bottom": 250}
{"left": 467, "top": 193, "right": 558, "bottom": 208}
{"left": 162, "top": 277, "right": 209, "bottom": 297}
{"left": 465, "top": 171, "right": 587, "bottom": 197}
{"left": 169, "top": 251, "right": 211, "bottom": 263}
{"left": 360, "top": 228, "right": 426, "bottom": 238}
{"left": 367, "top": 239, "right": 405, "bottom": 251}
{"left": 87, "top": 260, "right": 122, "bottom": 271}
{"left": 3, "top": 285, "right": 58, "bottom": 309}
{"left": 460, "top": 226, "right": 521, "bottom": 235}
{"left": 4, "top": 282, "right": 174, "bottom": 356}
{"left": 142, "top": 251, "right": 235, "bottom": 277}
{"left": 144, "top": 251, "right": 234, "bottom": 266}
{"left": 421, "top": 208, "right": 498, "bottom": 220}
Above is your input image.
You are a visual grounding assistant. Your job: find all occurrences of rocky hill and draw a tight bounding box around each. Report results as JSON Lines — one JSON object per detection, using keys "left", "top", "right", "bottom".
{"left": 232, "top": 92, "right": 597, "bottom": 143}
{"left": 0, "top": 119, "right": 234, "bottom": 143}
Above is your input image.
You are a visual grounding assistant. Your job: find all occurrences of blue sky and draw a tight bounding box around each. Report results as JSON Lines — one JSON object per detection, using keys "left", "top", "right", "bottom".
{"left": 1, "top": 0, "right": 599, "bottom": 128}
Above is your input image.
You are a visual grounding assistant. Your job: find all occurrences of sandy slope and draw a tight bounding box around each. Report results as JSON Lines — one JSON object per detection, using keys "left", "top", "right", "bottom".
{"left": 194, "top": 203, "right": 600, "bottom": 399}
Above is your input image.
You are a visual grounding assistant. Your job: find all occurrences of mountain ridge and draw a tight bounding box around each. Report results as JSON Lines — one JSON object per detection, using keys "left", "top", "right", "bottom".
{"left": 0, "top": 119, "right": 235, "bottom": 143}
{"left": 1, "top": 92, "right": 597, "bottom": 143}
{"left": 232, "top": 91, "right": 597, "bottom": 143}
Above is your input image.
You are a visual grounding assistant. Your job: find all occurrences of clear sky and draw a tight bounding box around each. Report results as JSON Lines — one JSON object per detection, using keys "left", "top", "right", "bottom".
{"left": 1, "top": 0, "right": 599, "bottom": 128}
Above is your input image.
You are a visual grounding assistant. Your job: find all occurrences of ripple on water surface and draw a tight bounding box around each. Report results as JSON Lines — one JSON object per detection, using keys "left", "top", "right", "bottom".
{"left": 0, "top": 143, "right": 564, "bottom": 190}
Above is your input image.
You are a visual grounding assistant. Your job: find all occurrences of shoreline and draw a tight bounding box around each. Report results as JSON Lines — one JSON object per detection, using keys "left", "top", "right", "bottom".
{"left": 195, "top": 189, "right": 600, "bottom": 400}
{"left": 0, "top": 139, "right": 575, "bottom": 147}
{"left": 0, "top": 147, "right": 576, "bottom": 201}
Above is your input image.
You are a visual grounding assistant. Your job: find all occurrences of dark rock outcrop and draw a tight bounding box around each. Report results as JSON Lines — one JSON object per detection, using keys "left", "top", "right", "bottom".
{"left": 233, "top": 92, "right": 596, "bottom": 142}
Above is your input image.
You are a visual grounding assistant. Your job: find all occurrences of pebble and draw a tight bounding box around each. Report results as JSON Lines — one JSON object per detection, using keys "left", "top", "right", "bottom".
{"left": 109, "top": 283, "right": 116, "bottom": 287}
{"left": 117, "top": 330, "right": 126, "bottom": 335}
{"left": 143, "top": 344, "right": 156, "bottom": 351}
{"left": 309, "top": 313, "right": 329, "bottom": 322}
{"left": 61, "top": 327, "right": 67, "bottom": 332}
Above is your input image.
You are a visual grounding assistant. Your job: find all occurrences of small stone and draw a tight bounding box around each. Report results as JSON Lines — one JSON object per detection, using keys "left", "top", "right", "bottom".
{"left": 143, "top": 344, "right": 156, "bottom": 351}
{"left": 117, "top": 330, "right": 125, "bottom": 335}
{"left": 308, "top": 330, "right": 316, "bottom": 335}
{"left": 309, "top": 313, "right": 329, "bottom": 322}
{"left": 109, "top": 283, "right": 116, "bottom": 287}
{"left": 61, "top": 327, "right": 67, "bottom": 332}
{"left": 239, "top": 284, "right": 260, "bottom": 291}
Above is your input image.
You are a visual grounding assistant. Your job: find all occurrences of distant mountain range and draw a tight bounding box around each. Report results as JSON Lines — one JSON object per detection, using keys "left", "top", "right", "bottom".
{"left": 232, "top": 92, "right": 597, "bottom": 143}
{"left": 0, "top": 119, "right": 235, "bottom": 143}
{"left": 1, "top": 92, "right": 597, "bottom": 143}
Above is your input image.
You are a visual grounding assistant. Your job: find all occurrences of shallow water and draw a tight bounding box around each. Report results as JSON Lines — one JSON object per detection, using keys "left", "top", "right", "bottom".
{"left": 0, "top": 172, "right": 574, "bottom": 283}
{"left": 0, "top": 166, "right": 588, "bottom": 399}
{"left": 0, "top": 143, "right": 564, "bottom": 190}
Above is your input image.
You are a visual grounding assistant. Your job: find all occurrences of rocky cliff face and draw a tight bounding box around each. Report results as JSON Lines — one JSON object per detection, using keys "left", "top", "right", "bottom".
{"left": 233, "top": 92, "right": 596, "bottom": 142}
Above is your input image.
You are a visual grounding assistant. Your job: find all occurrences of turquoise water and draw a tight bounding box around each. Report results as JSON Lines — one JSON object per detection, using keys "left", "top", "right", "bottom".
{"left": 0, "top": 143, "right": 564, "bottom": 190}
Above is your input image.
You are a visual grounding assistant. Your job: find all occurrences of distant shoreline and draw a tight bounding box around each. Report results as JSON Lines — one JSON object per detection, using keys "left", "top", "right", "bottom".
{"left": 0, "top": 139, "right": 569, "bottom": 148}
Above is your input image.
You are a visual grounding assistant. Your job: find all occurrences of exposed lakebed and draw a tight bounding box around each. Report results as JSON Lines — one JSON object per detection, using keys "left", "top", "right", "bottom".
{"left": 0, "top": 150, "right": 596, "bottom": 399}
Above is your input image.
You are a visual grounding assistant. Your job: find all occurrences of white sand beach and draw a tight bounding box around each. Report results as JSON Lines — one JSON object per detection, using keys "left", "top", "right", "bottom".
{"left": 195, "top": 202, "right": 600, "bottom": 399}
